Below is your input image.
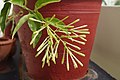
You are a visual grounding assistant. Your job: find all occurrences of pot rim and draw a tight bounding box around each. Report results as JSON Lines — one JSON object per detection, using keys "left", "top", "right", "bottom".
{"left": 0, "top": 37, "right": 16, "bottom": 46}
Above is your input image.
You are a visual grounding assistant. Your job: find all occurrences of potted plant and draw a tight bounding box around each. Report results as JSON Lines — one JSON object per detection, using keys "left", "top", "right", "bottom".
{"left": 0, "top": 16, "right": 16, "bottom": 77}
{"left": 0, "top": 15, "right": 16, "bottom": 61}
{"left": 0, "top": 0, "right": 102, "bottom": 80}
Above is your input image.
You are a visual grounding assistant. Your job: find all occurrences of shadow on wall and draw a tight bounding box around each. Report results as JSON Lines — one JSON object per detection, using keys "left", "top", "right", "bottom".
{"left": 91, "top": 6, "right": 120, "bottom": 80}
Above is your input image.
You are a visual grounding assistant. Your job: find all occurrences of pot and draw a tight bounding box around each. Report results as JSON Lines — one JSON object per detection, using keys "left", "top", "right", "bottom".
{"left": 14, "top": 0, "right": 102, "bottom": 80}
{"left": 0, "top": 37, "right": 16, "bottom": 61}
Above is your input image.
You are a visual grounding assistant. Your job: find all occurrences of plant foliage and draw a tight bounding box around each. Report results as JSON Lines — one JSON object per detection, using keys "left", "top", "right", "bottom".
{"left": 0, "top": 0, "right": 90, "bottom": 71}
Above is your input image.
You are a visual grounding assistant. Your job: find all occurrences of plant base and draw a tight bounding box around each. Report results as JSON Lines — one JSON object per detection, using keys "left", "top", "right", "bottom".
{"left": 22, "top": 69, "right": 98, "bottom": 80}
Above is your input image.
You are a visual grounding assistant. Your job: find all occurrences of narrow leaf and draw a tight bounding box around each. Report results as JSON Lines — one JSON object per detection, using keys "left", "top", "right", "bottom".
{"left": 70, "top": 38, "right": 85, "bottom": 45}
{"left": 54, "top": 41, "right": 59, "bottom": 58}
{"left": 35, "top": 0, "right": 61, "bottom": 10}
{"left": 80, "top": 36, "right": 87, "bottom": 41}
{"left": 34, "top": 11, "right": 44, "bottom": 20}
{"left": 72, "top": 29, "right": 90, "bottom": 34}
{"left": 66, "top": 41, "right": 81, "bottom": 50}
{"left": 71, "top": 25, "right": 88, "bottom": 30}
{"left": 35, "top": 43, "right": 48, "bottom": 57}
{"left": 67, "top": 19, "right": 80, "bottom": 26}
{"left": 57, "top": 16, "right": 69, "bottom": 24}
{"left": 12, "top": 14, "right": 31, "bottom": 38}
{"left": 42, "top": 46, "right": 50, "bottom": 62}
{"left": 66, "top": 50, "right": 69, "bottom": 71}
{"left": 68, "top": 47, "right": 85, "bottom": 57}
{"left": 71, "top": 53, "right": 84, "bottom": 67}
{"left": 47, "top": 28, "right": 59, "bottom": 43}
{"left": 45, "top": 17, "right": 68, "bottom": 32}
{"left": 37, "top": 36, "right": 49, "bottom": 51}
{"left": 29, "top": 18, "right": 44, "bottom": 23}
{"left": 42, "top": 45, "right": 50, "bottom": 68}
{"left": 42, "top": 61, "right": 45, "bottom": 68}
{"left": 28, "top": 12, "right": 44, "bottom": 32}
{"left": 52, "top": 54, "right": 56, "bottom": 64}
{"left": 28, "top": 19, "right": 39, "bottom": 31}
{"left": 0, "top": 2, "right": 11, "bottom": 32}
{"left": 70, "top": 54, "right": 78, "bottom": 69}
{"left": 61, "top": 49, "right": 66, "bottom": 64}
{"left": 31, "top": 32, "right": 42, "bottom": 48}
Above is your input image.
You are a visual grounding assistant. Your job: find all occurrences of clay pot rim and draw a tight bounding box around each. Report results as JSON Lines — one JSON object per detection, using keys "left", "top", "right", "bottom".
{"left": 0, "top": 37, "right": 16, "bottom": 46}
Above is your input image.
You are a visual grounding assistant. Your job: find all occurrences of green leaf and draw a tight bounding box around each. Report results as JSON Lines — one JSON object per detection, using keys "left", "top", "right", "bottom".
{"left": 35, "top": 0, "right": 61, "bottom": 10}
{"left": 28, "top": 12, "right": 44, "bottom": 31}
{"left": 32, "top": 32, "right": 42, "bottom": 48}
{"left": 45, "top": 17, "right": 68, "bottom": 31}
{"left": 33, "top": 11, "right": 44, "bottom": 20}
{"left": 12, "top": 14, "right": 31, "bottom": 38}
{"left": 27, "top": 12, "right": 44, "bottom": 48}
{"left": 10, "top": 0, "right": 25, "bottom": 7}
{"left": 28, "top": 19, "right": 37, "bottom": 31}
{"left": 28, "top": 18, "right": 42, "bottom": 31}
{"left": 45, "top": 17, "right": 64, "bottom": 26}
{"left": 30, "top": 26, "right": 46, "bottom": 45}
{"left": 0, "top": 2, "right": 11, "bottom": 32}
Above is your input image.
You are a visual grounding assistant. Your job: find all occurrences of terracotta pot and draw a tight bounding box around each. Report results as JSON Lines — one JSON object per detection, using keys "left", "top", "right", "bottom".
{"left": 14, "top": 0, "right": 102, "bottom": 80}
{"left": 0, "top": 37, "right": 16, "bottom": 61}
{"left": 4, "top": 21, "right": 13, "bottom": 38}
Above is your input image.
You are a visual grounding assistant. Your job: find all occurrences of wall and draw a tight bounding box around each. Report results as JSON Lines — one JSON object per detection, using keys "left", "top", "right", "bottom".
{"left": 0, "top": 0, "right": 4, "bottom": 37}
{"left": 91, "top": 6, "right": 120, "bottom": 80}
{"left": 0, "top": 0, "right": 4, "bottom": 12}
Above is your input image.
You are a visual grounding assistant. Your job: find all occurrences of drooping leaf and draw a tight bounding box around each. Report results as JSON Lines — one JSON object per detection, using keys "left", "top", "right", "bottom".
{"left": 31, "top": 32, "right": 42, "bottom": 48}
{"left": 11, "top": 18, "right": 15, "bottom": 33}
{"left": 28, "top": 11, "right": 44, "bottom": 31}
{"left": 28, "top": 19, "right": 40, "bottom": 31}
{"left": 28, "top": 12, "right": 45, "bottom": 48}
{"left": 0, "top": 2, "right": 11, "bottom": 32}
{"left": 35, "top": 0, "right": 61, "bottom": 10}
{"left": 28, "top": 20, "right": 39, "bottom": 31}
{"left": 12, "top": 14, "right": 31, "bottom": 38}
{"left": 30, "top": 26, "right": 46, "bottom": 45}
